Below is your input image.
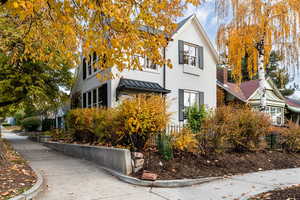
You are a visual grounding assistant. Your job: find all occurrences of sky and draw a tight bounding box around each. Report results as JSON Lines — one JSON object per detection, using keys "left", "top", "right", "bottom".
{"left": 184, "top": 1, "right": 218, "bottom": 46}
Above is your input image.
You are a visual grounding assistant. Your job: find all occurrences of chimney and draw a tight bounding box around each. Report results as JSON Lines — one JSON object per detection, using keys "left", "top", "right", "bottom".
{"left": 217, "top": 67, "right": 228, "bottom": 85}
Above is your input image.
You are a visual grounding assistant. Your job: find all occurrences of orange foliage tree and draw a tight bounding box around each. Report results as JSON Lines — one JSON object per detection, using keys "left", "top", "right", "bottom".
{"left": 216, "top": 0, "right": 300, "bottom": 108}
{"left": 0, "top": 0, "right": 201, "bottom": 73}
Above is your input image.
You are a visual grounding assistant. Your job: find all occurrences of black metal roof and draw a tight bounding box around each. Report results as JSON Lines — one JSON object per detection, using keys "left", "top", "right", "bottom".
{"left": 117, "top": 78, "right": 171, "bottom": 94}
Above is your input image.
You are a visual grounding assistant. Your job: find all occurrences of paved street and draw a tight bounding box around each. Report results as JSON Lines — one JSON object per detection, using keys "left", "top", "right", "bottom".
{"left": 3, "top": 130, "right": 300, "bottom": 200}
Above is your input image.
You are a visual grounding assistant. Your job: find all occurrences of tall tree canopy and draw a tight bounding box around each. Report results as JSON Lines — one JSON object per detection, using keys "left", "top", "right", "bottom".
{"left": 0, "top": 52, "right": 73, "bottom": 115}
{"left": 216, "top": 0, "right": 300, "bottom": 107}
{"left": 0, "top": 0, "right": 200, "bottom": 73}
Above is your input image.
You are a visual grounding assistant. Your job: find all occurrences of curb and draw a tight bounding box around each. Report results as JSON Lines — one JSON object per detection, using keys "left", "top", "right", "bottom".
{"left": 101, "top": 166, "right": 222, "bottom": 188}
{"left": 9, "top": 169, "right": 44, "bottom": 200}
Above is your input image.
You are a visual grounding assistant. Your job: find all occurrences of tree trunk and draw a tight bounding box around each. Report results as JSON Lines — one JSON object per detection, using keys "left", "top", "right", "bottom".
{"left": 258, "top": 54, "right": 267, "bottom": 110}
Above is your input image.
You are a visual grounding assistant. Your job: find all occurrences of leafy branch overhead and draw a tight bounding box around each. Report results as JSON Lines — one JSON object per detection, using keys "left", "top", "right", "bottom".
{"left": 1, "top": 0, "right": 201, "bottom": 72}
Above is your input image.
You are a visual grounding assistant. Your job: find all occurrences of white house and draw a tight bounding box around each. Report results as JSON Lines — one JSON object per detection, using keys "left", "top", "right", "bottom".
{"left": 71, "top": 14, "right": 218, "bottom": 124}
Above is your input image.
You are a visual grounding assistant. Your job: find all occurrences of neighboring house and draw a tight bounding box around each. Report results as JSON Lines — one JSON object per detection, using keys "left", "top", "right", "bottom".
{"left": 285, "top": 98, "right": 300, "bottom": 125}
{"left": 217, "top": 67, "right": 300, "bottom": 126}
{"left": 4, "top": 117, "right": 16, "bottom": 125}
{"left": 42, "top": 102, "right": 70, "bottom": 130}
{"left": 71, "top": 14, "right": 218, "bottom": 124}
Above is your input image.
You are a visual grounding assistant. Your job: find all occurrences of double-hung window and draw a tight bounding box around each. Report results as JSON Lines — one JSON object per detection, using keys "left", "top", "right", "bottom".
{"left": 178, "top": 40, "right": 204, "bottom": 69}
{"left": 179, "top": 89, "right": 204, "bottom": 121}
{"left": 183, "top": 90, "right": 199, "bottom": 118}
{"left": 183, "top": 44, "right": 198, "bottom": 67}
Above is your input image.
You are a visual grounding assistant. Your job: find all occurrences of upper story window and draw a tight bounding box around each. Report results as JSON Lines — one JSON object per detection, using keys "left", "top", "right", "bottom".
{"left": 178, "top": 40, "right": 204, "bottom": 69}
{"left": 133, "top": 55, "right": 158, "bottom": 71}
{"left": 82, "top": 52, "right": 99, "bottom": 80}
{"left": 183, "top": 44, "right": 197, "bottom": 67}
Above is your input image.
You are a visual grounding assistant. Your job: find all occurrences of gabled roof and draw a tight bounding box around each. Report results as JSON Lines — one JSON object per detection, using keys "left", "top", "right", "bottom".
{"left": 172, "top": 14, "right": 219, "bottom": 62}
{"left": 217, "top": 79, "right": 260, "bottom": 102}
{"left": 240, "top": 80, "right": 260, "bottom": 100}
{"left": 286, "top": 98, "right": 300, "bottom": 108}
{"left": 117, "top": 78, "right": 171, "bottom": 94}
{"left": 217, "top": 78, "right": 283, "bottom": 102}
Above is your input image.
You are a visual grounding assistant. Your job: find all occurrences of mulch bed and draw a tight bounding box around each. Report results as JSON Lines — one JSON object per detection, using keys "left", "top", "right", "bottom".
{"left": 250, "top": 185, "right": 300, "bottom": 200}
{"left": 133, "top": 148, "right": 300, "bottom": 180}
{"left": 0, "top": 140, "right": 36, "bottom": 200}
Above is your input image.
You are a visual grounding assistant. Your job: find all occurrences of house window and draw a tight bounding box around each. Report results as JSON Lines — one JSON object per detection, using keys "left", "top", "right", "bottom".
{"left": 184, "top": 90, "right": 199, "bottom": 118}
{"left": 88, "top": 56, "right": 92, "bottom": 76}
{"left": 178, "top": 89, "right": 204, "bottom": 121}
{"left": 82, "top": 58, "right": 87, "bottom": 80}
{"left": 183, "top": 43, "right": 198, "bottom": 67}
{"left": 83, "top": 93, "right": 87, "bottom": 108}
{"left": 145, "top": 58, "right": 157, "bottom": 70}
{"left": 93, "top": 89, "right": 97, "bottom": 107}
{"left": 87, "top": 91, "right": 92, "bottom": 108}
{"left": 93, "top": 52, "right": 98, "bottom": 72}
{"left": 265, "top": 106, "right": 283, "bottom": 126}
{"left": 134, "top": 55, "right": 157, "bottom": 71}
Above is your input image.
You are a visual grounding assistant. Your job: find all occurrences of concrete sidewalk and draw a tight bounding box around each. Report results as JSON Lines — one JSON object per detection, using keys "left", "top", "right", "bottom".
{"left": 3, "top": 131, "right": 300, "bottom": 200}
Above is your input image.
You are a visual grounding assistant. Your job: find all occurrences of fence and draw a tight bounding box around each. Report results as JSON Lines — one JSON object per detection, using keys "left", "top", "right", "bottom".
{"left": 147, "top": 124, "right": 186, "bottom": 146}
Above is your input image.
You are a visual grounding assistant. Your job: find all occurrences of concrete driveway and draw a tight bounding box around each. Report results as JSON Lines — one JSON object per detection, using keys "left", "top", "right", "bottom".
{"left": 3, "top": 131, "right": 300, "bottom": 200}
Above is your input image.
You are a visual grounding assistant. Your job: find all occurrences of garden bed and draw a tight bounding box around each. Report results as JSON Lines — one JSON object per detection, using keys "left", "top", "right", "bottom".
{"left": 0, "top": 139, "right": 36, "bottom": 199}
{"left": 133, "top": 149, "right": 300, "bottom": 180}
{"left": 250, "top": 184, "right": 300, "bottom": 200}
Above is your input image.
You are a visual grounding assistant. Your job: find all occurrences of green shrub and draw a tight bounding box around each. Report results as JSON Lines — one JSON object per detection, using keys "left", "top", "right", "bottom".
{"left": 2, "top": 123, "right": 11, "bottom": 127}
{"left": 187, "top": 104, "right": 206, "bottom": 133}
{"left": 157, "top": 133, "right": 173, "bottom": 160}
{"left": 14, "top": 111, "right": 25, "bottom": 126}
{"left": 21, "top": 116, "right": 41, "bottom": 131}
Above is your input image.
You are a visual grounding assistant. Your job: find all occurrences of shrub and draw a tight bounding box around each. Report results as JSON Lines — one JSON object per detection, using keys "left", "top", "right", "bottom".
{"left": 2, "top": 123, "right": 11, "bottom": 127}
{"left": 157, "top": 133, "right": 173, "bottom": 160}
{"left": 65, "top": 94, "right": 170, "bottom": 150}
{"left": 65, "top": 108, "right": 113, "bottom": 143}
{"left": 21, "top": 116, "right": 41, "bottom": 131}
{"left": 114, "top": 94, "right": 170, "bottom": 151}
{"left": 187, "top": 104, "right": 206, "bottom": 133}
{"left": 277, "top": 121, "right": 300, "bottom": 152}
{"left": 172, "top": 128, "right": 198, "bottom": 153}
{"left": 201, "top": 105, "right": 271, "bottom": 153}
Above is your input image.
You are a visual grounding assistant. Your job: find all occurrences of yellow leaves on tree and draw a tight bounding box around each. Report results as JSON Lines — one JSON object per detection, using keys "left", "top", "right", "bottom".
{"left": 1, "top": 0, "right": 201, "bottom": 71}
{"left": 217, "top": 0, "right": 300, "bottom": 82}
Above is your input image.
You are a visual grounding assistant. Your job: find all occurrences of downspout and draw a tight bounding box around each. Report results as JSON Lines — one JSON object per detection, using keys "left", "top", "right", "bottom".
{"left": 163, "top": 47, "right": 166, "bottom": 89}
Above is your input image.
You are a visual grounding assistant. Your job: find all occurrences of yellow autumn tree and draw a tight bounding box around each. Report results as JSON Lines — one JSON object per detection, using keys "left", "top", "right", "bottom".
{"left": 216, "top": 0, "right": 300, "bottom": 108}
{"left": 0, "top": 0, "right": 200, "bottom": 72}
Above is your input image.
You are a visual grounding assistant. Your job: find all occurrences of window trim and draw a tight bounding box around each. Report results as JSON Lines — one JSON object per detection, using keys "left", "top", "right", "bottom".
{"left": 183, "top": 43, "right": 198, "bottom": 67}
